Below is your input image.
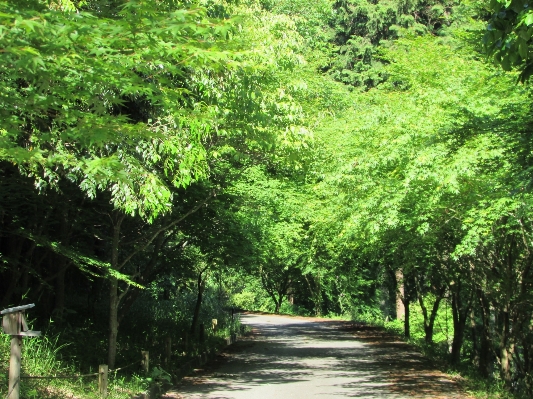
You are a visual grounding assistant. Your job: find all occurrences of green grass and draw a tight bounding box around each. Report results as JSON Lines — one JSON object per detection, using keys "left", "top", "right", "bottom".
{"left": 1, "top": 333, "right": 148, "bottom": 399}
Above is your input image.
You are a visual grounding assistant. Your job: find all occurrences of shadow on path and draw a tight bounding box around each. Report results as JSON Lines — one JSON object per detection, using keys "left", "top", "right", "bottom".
{"left": 165, "top": 314, "right": 469, "bottom": 399}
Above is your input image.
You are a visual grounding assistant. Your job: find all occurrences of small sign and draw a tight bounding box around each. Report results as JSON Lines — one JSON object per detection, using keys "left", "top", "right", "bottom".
{"left": 2, "top": 313, "right": 20, "bottom": 335}
{"left": 0, "top": 304, "right": 35, "bottom": 315}
{"left": 1, "top": 304, "right": 41, "bottom": 337}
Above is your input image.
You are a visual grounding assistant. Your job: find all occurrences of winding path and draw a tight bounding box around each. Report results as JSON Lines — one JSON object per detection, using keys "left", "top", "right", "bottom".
{"left": 166, "top": 313, "right": 469, "bottom": 398}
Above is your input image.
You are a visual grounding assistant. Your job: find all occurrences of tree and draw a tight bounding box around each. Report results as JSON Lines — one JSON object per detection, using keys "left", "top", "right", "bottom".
{"left": 326, "top": 0, "right": 458, "bottom": 87}
{"left": 485, "top": 0, "right": 533, "bottom": 80}
{"left": 311, "top": 19, "right": 533, "bottom": 389}
{"left": 0, "top": 1, "right": 237, "bottom": 219}
{"left": 0, "top": 0, "right": 315, "bottom": 368}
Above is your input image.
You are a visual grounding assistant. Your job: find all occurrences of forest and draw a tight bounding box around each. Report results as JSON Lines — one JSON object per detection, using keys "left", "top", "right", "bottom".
{"left": 2, "top": 0, "right": 533, "bottom": 398}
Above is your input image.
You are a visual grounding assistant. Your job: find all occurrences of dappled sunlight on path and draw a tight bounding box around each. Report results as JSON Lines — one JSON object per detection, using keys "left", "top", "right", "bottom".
{"left": 165, "top": 314, "right": 469, "bottom": 398}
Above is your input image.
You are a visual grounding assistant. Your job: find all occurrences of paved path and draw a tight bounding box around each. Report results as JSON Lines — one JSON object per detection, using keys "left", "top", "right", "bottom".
{"left": 167, "top": 314, "right": 468, "bottom": 399}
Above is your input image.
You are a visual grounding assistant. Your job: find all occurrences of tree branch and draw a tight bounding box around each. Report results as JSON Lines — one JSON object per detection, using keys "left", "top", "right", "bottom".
{"left": 118, "top": 190, "right": 216, "bottom": 270}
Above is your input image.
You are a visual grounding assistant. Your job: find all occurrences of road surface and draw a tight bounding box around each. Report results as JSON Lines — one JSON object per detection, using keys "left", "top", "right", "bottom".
{"left": 166, "top": 313, "right": 468, "bottom": 398}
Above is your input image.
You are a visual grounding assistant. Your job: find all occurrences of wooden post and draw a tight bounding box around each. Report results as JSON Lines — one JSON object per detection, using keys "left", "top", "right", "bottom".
{"left": 141, "top": 351, "right": 149, "bottom": 373}
{"left": 8, "top": 335, "right": 21, "bottom": 399}
{"left": 2, "top": 304, "right": 40, "bottom": 399}
{"left": 98, "top": 364, "right": 108, "bottom": 398}
{"left": 165, "top": 336, "right": 172, "bottom": 365}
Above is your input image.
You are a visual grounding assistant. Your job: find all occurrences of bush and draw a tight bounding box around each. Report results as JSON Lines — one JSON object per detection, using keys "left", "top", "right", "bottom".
{"left": 231, "top": 292, "right": 257, "bottom": 310}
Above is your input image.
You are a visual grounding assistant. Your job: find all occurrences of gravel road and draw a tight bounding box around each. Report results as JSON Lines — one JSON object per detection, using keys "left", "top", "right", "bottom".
{"left": 166, "top": 313, "right": 468, "bottom": 399}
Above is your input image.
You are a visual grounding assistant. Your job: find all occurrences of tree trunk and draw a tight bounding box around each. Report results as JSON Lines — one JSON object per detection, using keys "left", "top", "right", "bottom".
{"left": 274, "top": 290, "right": 285, "bottom": 314}
{"left": 450, "top": 289, "right": 469, "bottom": 365}
{"left": 470, "top": 308, "right": 478, "bottom": 366}
{"left": 266, "top": 291, "right": 280, "bottom": 313}
{"left": 105, "top": 200, "right": 208, "bottom": 367}
{"left": 190, "top": 268, "right": 207, "bottom": 337}
{"left": 499, "top": 309, "right": 513, "bottom": 386}
{"left": 117, "top": 232, "right": 167, "bottom": 325}
{"left": 108, "top": 275, "right": 119, "bottom": 369}
{"left": 107, "top": 211, "right": 123, "bottom": 370}
{"left": 477, "top": 290, "right": 491, "bottom": 378}
{"left": 415, "top": 278, "right": 444, "bottom": 345}
{"left": 401, "top": 270, "right": 411, "bottom": 339}
{"left": 304, "top": 274, "right": 322, "bottom": 316}
{"left": 396, "top": 269, "right": 405, "bottom": 321}
{"left": 424, "top": 295, "right": 442, "bottom": 344}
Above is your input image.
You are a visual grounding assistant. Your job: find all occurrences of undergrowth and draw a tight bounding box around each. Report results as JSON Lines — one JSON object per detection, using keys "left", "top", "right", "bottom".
{"left": 1, "top": 312, "right": 242, "bottom": 399}
{"left": 0, "top": 332, "right": 147, "bottom": 399}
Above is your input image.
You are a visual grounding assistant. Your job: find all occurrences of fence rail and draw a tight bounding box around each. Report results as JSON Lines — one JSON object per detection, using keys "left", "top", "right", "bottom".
{"left": 17, "top": 359, "right": 142, "bottom": 381}
{"left": 3, "top": 308, "right": 242, "bottom": 399}
{"left": 20, "top": 372, "right": 100, "bottom": 379}
{"left": 3, "top": 357, "right": 147, "bottom": 399}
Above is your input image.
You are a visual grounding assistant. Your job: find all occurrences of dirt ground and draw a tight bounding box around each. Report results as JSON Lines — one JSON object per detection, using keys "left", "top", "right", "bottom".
{"left": 164, "top": 313, "right": 470, "bottom": 398}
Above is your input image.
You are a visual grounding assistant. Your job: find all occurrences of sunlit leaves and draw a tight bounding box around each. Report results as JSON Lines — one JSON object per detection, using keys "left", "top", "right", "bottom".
{"left": 312, "top": 28, "right": 530, "bottom": 265}
{"left": 0, "top": 0, "right": 237, "bottom": 218}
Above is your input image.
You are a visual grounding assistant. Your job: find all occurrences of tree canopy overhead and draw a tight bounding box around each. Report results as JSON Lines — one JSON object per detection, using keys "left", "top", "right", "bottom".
{"left": 3, "top": 1, "right": 533, "bottom": 398}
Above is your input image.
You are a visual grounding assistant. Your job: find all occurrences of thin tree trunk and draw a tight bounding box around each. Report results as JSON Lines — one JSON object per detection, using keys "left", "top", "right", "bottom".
{"left": 266, "top": 291, "right": 279, "bottom": 313}
{"left": 260, "top": 270, "right": 279, "bottom": 313}
{"left": 304, "top": 274, "right": 322, "bottom": 316}
{"left": 450, "top": 289, "right": 469, "bottom": 365}
{"left": 275, "top": 291, "right": 284, "bottom": 314}
{"left": 190, "top": 267, "right": 207, "bottom": 337}
{"left": 478, "top": 289, "right": 491, "bottom": 378}
{"left": 415, "top": 277, "right": 444, "bottom": 344}
{"left": 105, "top": 198, "right": 210, "bottom": 368}
{"left": 108, "top": 275, "right": 119, "bottom": 369}
{"left": 402, "top": 271, "right": 411, "bottom": 339}
{"left": 470, "top": 308, "right": 478, "bottom": 366}
{"left": 499, "top": 309, "right": 513, "bottom": 386}
{"left": 108, "top": 211, "right": 124, "bottom": 370}
{"left": 424, "top": 295, "right": 442, "bottom": 344}
{"left": 117, "top": 232, "right": 168, "bottom": 325}
{"left": 396, "top": 269, "right": 405, "bottom": 321}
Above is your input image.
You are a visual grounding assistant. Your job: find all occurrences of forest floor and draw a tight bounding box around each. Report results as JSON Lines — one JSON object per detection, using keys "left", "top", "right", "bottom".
{"left": 164, "top": 313, "right": 471, "bottom": 398}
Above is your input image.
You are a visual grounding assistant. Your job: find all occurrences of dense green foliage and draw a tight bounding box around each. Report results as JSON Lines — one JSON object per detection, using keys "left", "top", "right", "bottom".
{"left": 2, "top": 0, "right": 533, "bottom": 398}
{"left": 485, "top": 0, "right": 533, "bottom": 80}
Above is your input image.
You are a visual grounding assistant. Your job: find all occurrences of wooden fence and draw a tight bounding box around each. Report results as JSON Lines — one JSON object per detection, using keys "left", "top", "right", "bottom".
{"left": 3, "top": 306, "right": 242, "bottom": 399}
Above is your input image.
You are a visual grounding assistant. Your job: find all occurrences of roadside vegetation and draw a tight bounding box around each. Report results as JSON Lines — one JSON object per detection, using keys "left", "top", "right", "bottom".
{"left": 2, "top": 0, "right": 533, "bottom": 398}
